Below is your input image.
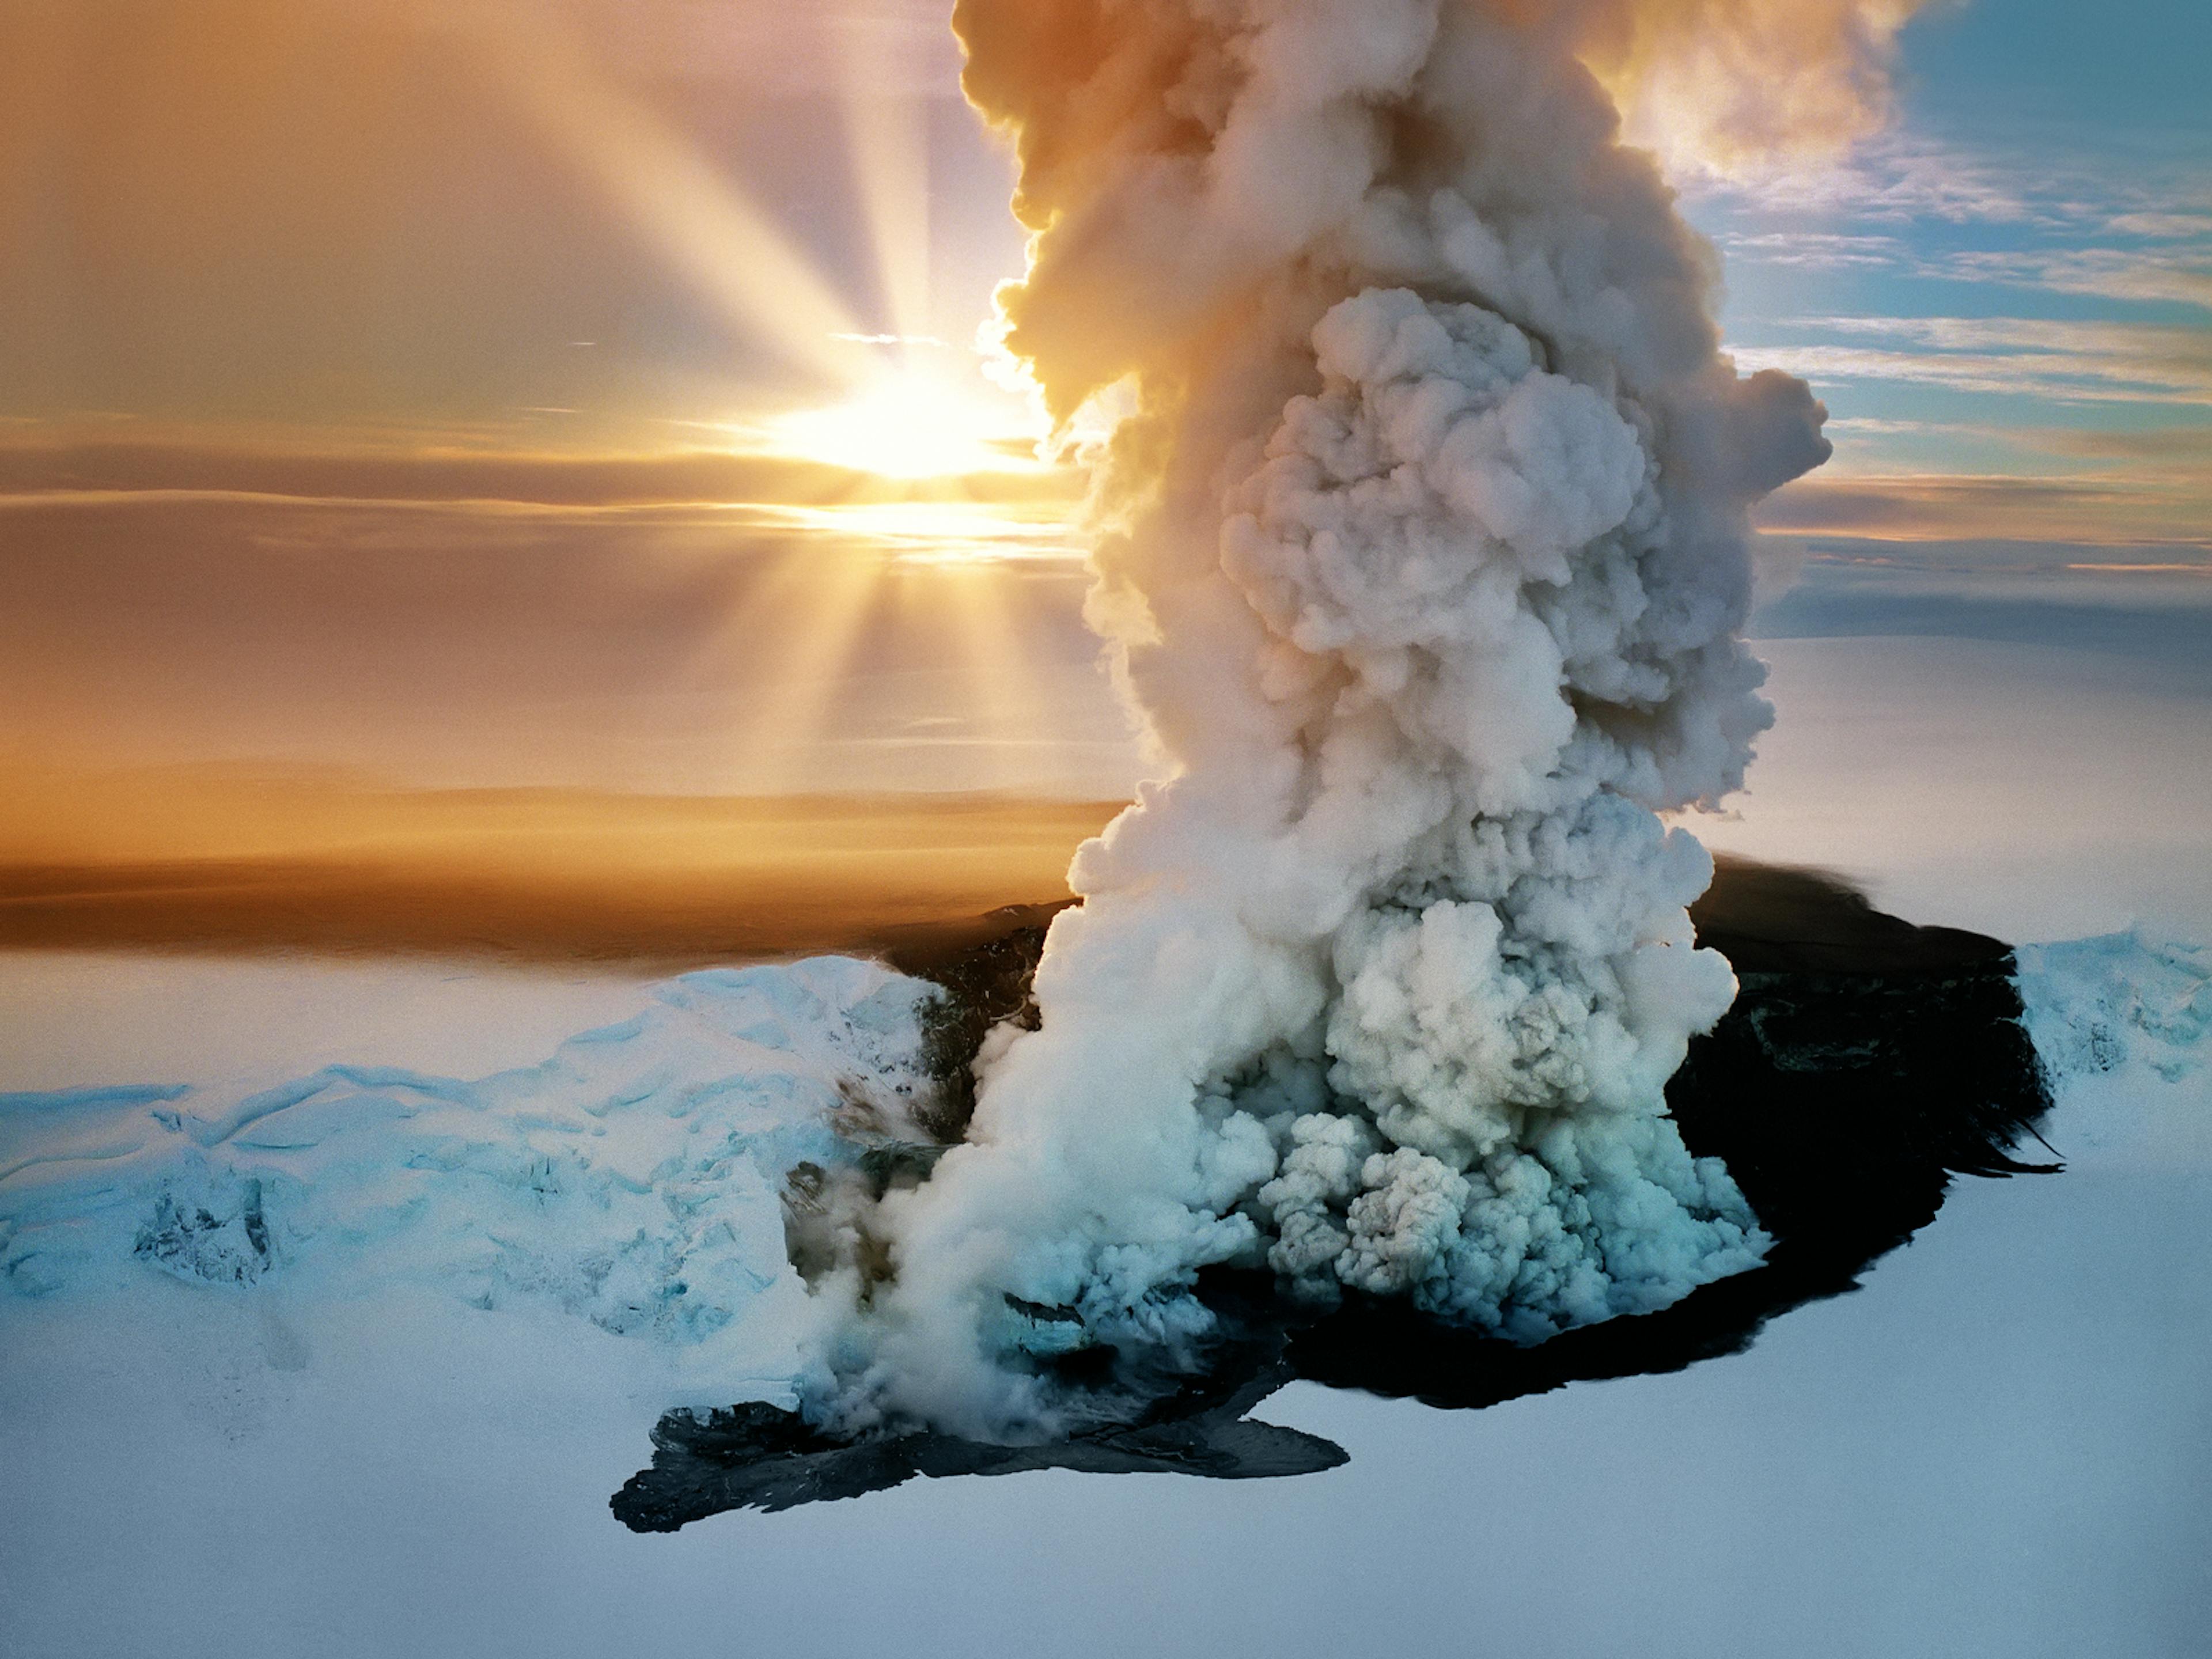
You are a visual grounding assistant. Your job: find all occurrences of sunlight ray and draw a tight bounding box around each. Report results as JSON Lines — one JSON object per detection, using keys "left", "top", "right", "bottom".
{"left": 908, "top": 559, "right": 1055, "bottom": 792}
{"left": 831, "top": 14, "right": 938, "bottom": 354}
{"left": 710, "top": 537, "right": 900, "bottom": 795}
{"left": 465, "top": 0, "right": 867, "bottom": 389}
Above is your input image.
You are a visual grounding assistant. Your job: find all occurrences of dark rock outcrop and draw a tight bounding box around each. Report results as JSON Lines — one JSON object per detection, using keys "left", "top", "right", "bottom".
{"left": 611, "top": 1323, "right": 1342, "bottom": 1529}
{"left": 134, "top": 1177, "right": 272, "bottom": 1285}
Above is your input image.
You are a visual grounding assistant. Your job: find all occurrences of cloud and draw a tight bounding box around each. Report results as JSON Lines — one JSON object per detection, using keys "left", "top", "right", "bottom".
{"left": 0, "top": 435, "right": 1080, "bottom": 513}
{"left": 1758, "top": 472, "right": 2212, "bottom": 547}
{"left": 1819, "top": 416, "right": 2212, "bottom": 469}
{"left": 1730, "top": 317, "right": 2212, "bottom": 406}
{"left": 1698, "top": 131, "right": 2212, "bottom": 313}
{"left": 2104, "top": 211, "right": 2212, "bottom": 241}
{"left": 2029, "top": 426, "right": 2212, "bottom": 465}
{"left": 0, "top": 441, "right": 1117, "bottom": 800}
{"left": 1819, "top": 416, "right": 1963, "bottom": 436}
{"left": 1716, "top": 230, "right": 1908, "bottom": 270}
{"left": 1573, "top": 0, "right": 1933, "bottom": 170}
{"left": 0, "top": 757, "right": 1121, "bottom": 961}
{"left": 1690, "top": 131, "right": 2040, "bottom": 225}
{"left": 1940, "top": 248, "right": 2212, "bottom": 312}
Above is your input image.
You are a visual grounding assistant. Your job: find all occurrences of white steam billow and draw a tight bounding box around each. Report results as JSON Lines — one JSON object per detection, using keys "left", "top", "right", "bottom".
{"left": 808, "top": 0, "right": 1901, "bottom": 1438}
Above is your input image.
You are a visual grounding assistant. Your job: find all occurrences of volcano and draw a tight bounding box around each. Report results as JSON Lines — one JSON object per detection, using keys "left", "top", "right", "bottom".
{"left": 611, "top": 856, "right": 2054, "bottom": 1528}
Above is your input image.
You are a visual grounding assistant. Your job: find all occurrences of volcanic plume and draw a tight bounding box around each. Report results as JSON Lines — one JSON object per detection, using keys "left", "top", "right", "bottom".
{"left": 803, "top": 0, "right": 1919, "bottom": 1440}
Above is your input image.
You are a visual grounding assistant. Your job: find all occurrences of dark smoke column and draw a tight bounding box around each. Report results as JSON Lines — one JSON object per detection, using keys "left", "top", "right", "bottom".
{"left": 812, "top": 0, "right": 1907, "bottom": 1441}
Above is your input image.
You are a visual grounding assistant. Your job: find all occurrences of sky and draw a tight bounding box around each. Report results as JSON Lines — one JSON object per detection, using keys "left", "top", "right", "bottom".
{"left": 1, "top": 0, "right": 2206, "bottom": 812}
{"left": 1702, "top": 0, "right": 2212, "bottom": 549}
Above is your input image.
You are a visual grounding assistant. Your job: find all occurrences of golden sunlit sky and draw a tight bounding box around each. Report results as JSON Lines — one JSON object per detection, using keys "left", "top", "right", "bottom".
{"left": 2, "top": 0, "right": 2206, "bottom": 810}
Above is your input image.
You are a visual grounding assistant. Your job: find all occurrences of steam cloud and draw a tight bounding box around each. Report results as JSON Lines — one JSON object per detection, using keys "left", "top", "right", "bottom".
{"left": 806, "top": 0, "right": 1896, "bottom": 1438}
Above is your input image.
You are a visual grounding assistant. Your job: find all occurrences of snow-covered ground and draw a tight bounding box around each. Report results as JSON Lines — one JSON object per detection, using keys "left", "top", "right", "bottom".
{"left": 1, "top": 958, "right": 947, "bottom": 1392}
{"left": 3, "top": 579, "right": 2209, "bottom": 1658}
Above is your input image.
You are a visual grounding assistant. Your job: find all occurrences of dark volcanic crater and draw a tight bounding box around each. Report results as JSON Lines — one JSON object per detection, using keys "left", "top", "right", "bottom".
{"left": 612, "top": 858, "right": 2055, "bottom": 1530}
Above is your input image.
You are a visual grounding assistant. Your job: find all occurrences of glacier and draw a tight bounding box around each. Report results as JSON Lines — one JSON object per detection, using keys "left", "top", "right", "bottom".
{"left": 0, "top": 957, "right": 946, "bottom": 1378}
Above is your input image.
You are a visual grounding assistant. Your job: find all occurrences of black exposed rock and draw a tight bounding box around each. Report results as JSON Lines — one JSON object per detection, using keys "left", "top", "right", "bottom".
{"left": 612, "top": 858, "right": 2055, "bottom": 1528}
{"left": 610, "top": 1323, "right": 1342, "bottom": 1529}
{"left": 134, "top": 1177, "right": 271, "bottom": 1285}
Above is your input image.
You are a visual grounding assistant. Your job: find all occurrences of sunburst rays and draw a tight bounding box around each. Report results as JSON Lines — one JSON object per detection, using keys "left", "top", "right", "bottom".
{"left": 454, "top": 0, "right": 1084, "bottom": 791}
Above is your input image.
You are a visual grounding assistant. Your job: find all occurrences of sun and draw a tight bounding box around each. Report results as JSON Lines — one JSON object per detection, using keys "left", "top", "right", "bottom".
{"left": 767, "top": 364, "right": 1039, "bottom": 480}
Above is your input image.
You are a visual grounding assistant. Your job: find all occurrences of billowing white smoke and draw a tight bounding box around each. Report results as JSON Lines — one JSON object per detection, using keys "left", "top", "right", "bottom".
{"left": 806, "top": 0, "right": 1886, "bottom": 1439}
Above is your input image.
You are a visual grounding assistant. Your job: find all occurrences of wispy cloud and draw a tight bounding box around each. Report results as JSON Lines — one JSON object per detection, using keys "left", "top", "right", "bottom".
{"left": 1820, "top": 416, "right": 1975, "bottom": 437}
{"left": 2104, "top": 211, "right": 2212, "bottom": 241}
{"left": 0, "top": 435, "right": 1082, "bottom": 514}
{"left": 1796, "top": 316, "right": 2207, "bottom": 353}
{"left": 1690, "top": 132, "right": 2045, "bottom": 226}
{"left": 1717, "top": 230, "right": 1908, "bottom": 270}
{"left": 1732, "top": 329, "right": 2212, "bottom": 406}
{"left": 1758, "top": 472, "right": 2212, "bottom": 547}
{"left": 1699, "top": 131, "right": 2212, "bottom": 312}
{"left": 1938, "top": 248, "right": 2212, "bottom": 310}
{"left": 2029, "top": 426, "right": 2212, "bottom": 464}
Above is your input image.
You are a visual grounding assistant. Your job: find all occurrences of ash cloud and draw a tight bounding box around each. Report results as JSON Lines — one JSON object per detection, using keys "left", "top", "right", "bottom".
{"left": 805, "top": 0, "right": 1862, "bottom": 1439}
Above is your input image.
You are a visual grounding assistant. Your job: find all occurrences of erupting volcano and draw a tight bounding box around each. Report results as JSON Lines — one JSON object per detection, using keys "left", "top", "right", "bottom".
{"left": 786, "top": 0, "right": 1928, "bottom": 1442}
